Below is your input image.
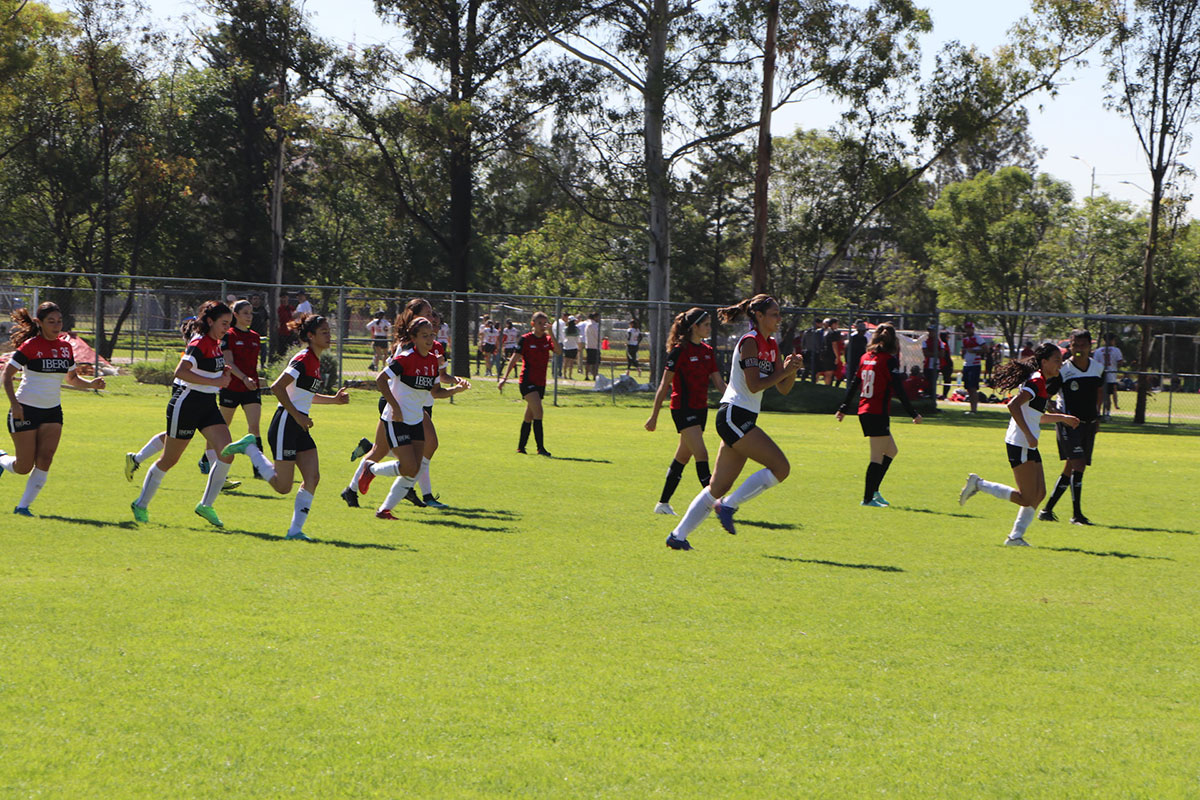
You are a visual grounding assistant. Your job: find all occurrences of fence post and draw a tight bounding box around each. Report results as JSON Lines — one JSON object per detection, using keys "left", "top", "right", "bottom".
{"left": 553, "top": 296, "right": 563, "bottom": 407}
{"left": 220, "top": 280, "right": 227, "bottom": 304}
{"left": 449, "top": 291, "right": 458, "bottom": 401}
{"left": 337, "top": 287, "right": 346, "bottom": 386}
{"left": 32, "top": 287, "right": 39, "bottom": 310}
{"left": 93, "top": 274, "right": 103, "bottom": 377}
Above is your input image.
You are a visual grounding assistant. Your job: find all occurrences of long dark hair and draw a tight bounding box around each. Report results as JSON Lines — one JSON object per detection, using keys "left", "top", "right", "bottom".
{"left": 666, "top": 307, "right": 709, "bottom": 352}
{"left": 993, "top": 342, "right": 1061, "bottom": 392}
{"left": 718, "top": 294, "right": 776, "bottom": 329}
{"left": 866, "top": 323, "right": 899, "bottom": 355}
{"left": 10, "top": 302, "right": 61, "bottom": 347}
{"left": 181, "top": 301, "right": 232, "bottom": 339}
{"left": 393, "top": 297, "right": 432, "bottom": 346}
{"left": 288, "top": 313, "right": 327, "bottom": 343}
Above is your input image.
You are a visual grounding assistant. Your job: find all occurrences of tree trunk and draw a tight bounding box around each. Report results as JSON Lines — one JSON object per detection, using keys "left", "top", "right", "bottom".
{"left": 749, "top": 0, "right": 779, "bottom": 295}
{"left": 269, "top": 67, "right": 287, "bottom": 358}
{"left": 448, "top": 127, "right": 473, "bottom": 377}
{"left": 644, "top": 0, "right": 670, "bottom": 379}
{"left": 1134, "top": 179, "right": 1162, "bottom": 424}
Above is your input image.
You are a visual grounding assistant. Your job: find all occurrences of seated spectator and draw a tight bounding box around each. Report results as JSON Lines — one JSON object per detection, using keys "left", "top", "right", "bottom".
{"left": 903, "top": 365, "right": 929, "bottom": 399}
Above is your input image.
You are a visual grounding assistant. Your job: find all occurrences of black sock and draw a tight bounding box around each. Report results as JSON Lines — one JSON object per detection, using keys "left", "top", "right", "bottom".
{"left": 880, "top": 454, "right": 894, "bottom": 479}
{"left": 255, "top": 436, "right": 263, "bottom": 451}
{"left": 1045, "top": 474, "right": 1070, "bottom": 511}
{"left": 533, "top": 419, "right": 545, "bottom": 450}
{"left": 519, "top": 421, "right": 531, "bottom": 450}
{"left": 1070, "top": 471, "right": 1083, "bottom": 518}
{"left": 660, "top": 459, "right": 685, "bottom": 504}
{"left": 695, "top": 460, "right": 711, "bottom": 487}
{"left": 864, "top": 462, "right": 884, "bottom": 503}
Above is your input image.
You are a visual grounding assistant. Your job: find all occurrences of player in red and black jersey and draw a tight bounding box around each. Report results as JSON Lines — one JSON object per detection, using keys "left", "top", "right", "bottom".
{"left": 645, "top": 307, "right": 726, "bottom": 514}
{"left": 198, "top": 299, "right": 263, "bottom": 478}
{"left": 1, "top": 303, "right": 106, "bottom": 516}
{"left": 223, "top": 314, "right": 349, "bottom": 540}
{"left": 835, "top": 324, "right": 922, "bottom": 507}
{"left": 498, "top": 311, "right": 558, "bottom": 456}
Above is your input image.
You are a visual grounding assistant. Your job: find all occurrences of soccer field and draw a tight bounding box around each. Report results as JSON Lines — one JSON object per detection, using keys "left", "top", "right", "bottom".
{"left": 2, "top": 379, "right": 1199, "bottom": 798}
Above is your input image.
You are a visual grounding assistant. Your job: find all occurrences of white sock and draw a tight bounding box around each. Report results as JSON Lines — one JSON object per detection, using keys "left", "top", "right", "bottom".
{"left": 135, "top": 464, "right": 166, "bottom": 508}
{"left": 978, "top": 478, "right": 1015, "bottom": 501}
{"left": 348, "top": 459, "right": 369, "bottom": 492}
{"left": 1010, "top": 506, "right": 1036, "bottom": 539}
{"left": 201, "top": 459, "right": 231, "bottom": 506}
{"left": 723, "top": 468, "right": 780, "bottom": 510}
{"left": 370, "top": 460, "right": 402, "bottom": 477}
{"left": 417, "top": 457, "right": 432, "bottom": 496}
{"left": 246, "top": 444, "right": 276, "bottom": 481}
{"left": 205, "top": 448, "right": 218, "bottom": 464}
{"left": 18, "top": 468, "right": 48, "bottom": 509}
{"left": 672, "top": 487, "right": 717, "bottom": 541}
{"left": 134, "top": 433, "right": 165, "bottom": 464}
{"left": 380, "top": 475, "right": 416, "bottom": 512}
{"left": 289, "top": 488, "right": 313, "bottom": 535}
{"left": 0, "top": 453, "right": 15, "bottom": 472}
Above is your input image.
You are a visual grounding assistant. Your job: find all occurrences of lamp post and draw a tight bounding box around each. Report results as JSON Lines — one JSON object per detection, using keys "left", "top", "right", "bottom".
{"left": 1071, "top": 155, "right": 1095, "bottom": 199}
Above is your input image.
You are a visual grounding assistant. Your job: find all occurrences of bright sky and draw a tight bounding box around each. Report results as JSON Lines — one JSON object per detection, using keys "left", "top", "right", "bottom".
{"left": 54, "top": 0, "right": 1195, "bottom": 216}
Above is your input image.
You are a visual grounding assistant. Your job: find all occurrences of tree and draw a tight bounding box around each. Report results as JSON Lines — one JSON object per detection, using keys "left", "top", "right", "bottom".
{"left": 1047, "top": 194, "right": 1143, "bottom": 316}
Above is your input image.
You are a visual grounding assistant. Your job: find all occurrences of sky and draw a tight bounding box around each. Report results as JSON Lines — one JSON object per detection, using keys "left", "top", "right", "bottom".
{"left": 52, "top": 0, "right": 1196, "bottom": 216}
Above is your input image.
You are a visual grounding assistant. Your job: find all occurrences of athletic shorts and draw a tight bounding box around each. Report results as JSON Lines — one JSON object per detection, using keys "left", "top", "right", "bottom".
{"left": 520, "top": 382, "right": 546, "bottom": 399}
{"left": 961, "top": 364, "right": 981, "bottom": 391}
{"left": 378, "top": 396, "right": 388, "bottom": 415}
{"left": 504, "top": 347, "right": 517, "bottom": 358}
{"left": 7, "top": 403, "right": 63, "bottom": 434}
{"left": 1056, "top": 420, "right": 1097, "bottom": 465}
{"left": 1006, "top": 442, "right": 1042, "bottom": 468}
{"left": 267, "top": 406, "right": 316, "bottom": 461}
{"left": 166, "top": 386, "right": 225, "bottom": 440}
{"left": 714, "top": 402, "right": 758, "bottom": 448}
{"left": 219, "top": 388, "right": 261, "bottom": 408}
{"left": 586, "top": 348, "right": 600, "bottom": 366}
{"left": 671, "top": 407, "right": 707, "bottom": 433}
{"left": 424, "top": 405, "right": 434, "bottom": 420}
{"left": 563, "top": 348, "right": 578, "bottom": 359}
{"left": 482, "top": 343, "right": 496, "bottom": 354}
{"left": 859, "top": 412, "right": 891, "bottom": 438}
{"left": 384, "top": 419, "right": 425, "bottom": 448}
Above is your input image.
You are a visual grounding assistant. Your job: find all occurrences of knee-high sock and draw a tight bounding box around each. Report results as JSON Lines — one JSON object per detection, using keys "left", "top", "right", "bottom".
{"left": 864, "top": 462, "right": 885, "bottom": 503}
{"left": 1009, "top": 506, "right": 1036, "bottom": 539}
{"left": 18, "top": 468, "right": 48, "bottom": 509}
{"left": 134, "top": 433, "right": 165, "bottom": 464}
{"left": 201, "top": 460, "right": 231, "bottom": 506}
{"left": 245, "top": 444, "right": 276, "bottom": 481}
{"left": 289, "top": 488, "right": 313, "bottom": 535}
{"left": 370, "top": 460, "right": 402, "bottom": 477}
{"left": 518, "top": 421, "right": 532, "bottom": 450}
{"left": 1044, "top": 474, "right": 1070, "bottom": 511}
{"left": 203, "top": 448, "right": 217, "bottom": 464}
{"left": 533, "top": 419, "right": 545, "bottom": 450}
{"left": 672, "top": 487, "right": 716, "bottom": 541}
{"left": 1070, "top": 471, "right": 1083, "bottom": 517}
{"left": 417, "top": 457, "right": 432, "bottom": 497}
{"left": 0, "top": 453, "right": 15, "bottom": 472}
{"left": 380, "top": 475, "right": 416, "bottom": 512}
{"left": 978, "top": 478, "right": 1015, "bottom": 502}
{"left": 660, "top": 459, "right": 685, "bottom": 504}
{"left": 695, "top": 460, "right": 711, "bottom": 487}
{"left": 880, "top": 454, "right": 894, "bottom": 479}
{"left": 349, "top": 458, "right": 369, "bottom": 491}
{"left": 723, "top": 468, "right": 780, "bottom": 509}
{"left": 135, "top": 464, "right": 166, "bottom": 508}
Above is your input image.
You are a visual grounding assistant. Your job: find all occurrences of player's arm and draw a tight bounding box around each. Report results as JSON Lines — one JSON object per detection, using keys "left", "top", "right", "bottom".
{"left": 271, "top": 371, "right": 311, "bottom": 428}
{"left": 775, "top": 352, "right": 801, "bottom": 394}
{"left": 498, "top": 350, "right": 522, "bottom": 389}
{"left": 836, "top": 368, "right": 862, "bottom": 418}
{"left": 646, "top": 363, "right": 674, "bottom": 431}
{"left": 63, "top": 364, "right": 104, "bottom": 391}
{"left": 221, "top": 344, "right": 256, "bottom": 389}
{"left": 708, "top": 366, "right": 727, "bottom": 394}
{"left": 1044, "top": 411, "right": 1079, "bottom": 428}
{"left": 3, "top": 362, "right": 21, "bottom": 416}
{"left": 376, "top": 363, "right": 404, "bottom": 419}
{"left": 174, "top": 358, "right": 228, "bottom": 388}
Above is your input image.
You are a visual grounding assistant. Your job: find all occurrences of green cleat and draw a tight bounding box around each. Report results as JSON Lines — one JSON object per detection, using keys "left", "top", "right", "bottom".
{"left": 285, "top": 530, "right": 313, "bottom": 541}
{"left": 872, "top": 491, "right": 890, "bottom": 507}
{"left": 221, "top": 434, "right": 257, "bottom": 459}
{"left": 194, "top": 503, "right": 223, "bottom": 527}
{"left": 131, "top": 502, "right": 149, "bottom": 523}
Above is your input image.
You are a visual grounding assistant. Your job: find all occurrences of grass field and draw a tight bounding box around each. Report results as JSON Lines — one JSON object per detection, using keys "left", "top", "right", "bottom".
{"left": 2, "top": 378, "right": 1200, "bottom": 798}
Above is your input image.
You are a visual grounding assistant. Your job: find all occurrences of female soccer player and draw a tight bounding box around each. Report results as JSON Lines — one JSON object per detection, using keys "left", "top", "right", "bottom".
{"left": 361, "top": 316, "right": 467, "bottom": 519}
{"left": 367, "top": 310, "right": 392, "bottom": 371}
{"left": 644, "top": 307, "right": 725, "bottom": 514}
{"left": 130, "top": 300, "right": 238, "bottom": 527}
{"left": 222, "top": 314, "right": 349, "bottom": 540}
{"left": 625, "top": 318, "right": 642, "bottom": 374}
{"left": 958, "top": 342, "right": 1080, "bottom": 546}
{"left": 416, "top": 309, "right": 470, "bottom": 508}
{"left": 666, "top": 295, "right": 802, "bottom": 550}
{"left": 561, "top": 316, "right": 581, "bottom": 379}
{"left": 216, "top": 299, "right": 263, "bottom": 477}
{"left": 498, "top": 311, "right": 558, "bottom": 456}
{"left": 835, "top": 323, "right": 922, "bottom": 507}
{"left": 1, "top": 303, "right": 106, "bottom": 515}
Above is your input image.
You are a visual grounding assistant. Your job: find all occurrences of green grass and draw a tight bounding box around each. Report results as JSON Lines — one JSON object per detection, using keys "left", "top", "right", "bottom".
{"left": 2, "top": 379, "right": 1200, "bottom": 798}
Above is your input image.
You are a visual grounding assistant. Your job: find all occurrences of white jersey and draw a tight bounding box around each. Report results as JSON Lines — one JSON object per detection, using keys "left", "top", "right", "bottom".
{"left": 581, "top": 319, "right": 600, "bottom": 349}
{"left": 627, "top": 327, "right": 640, "bottom": 345}
{"left": 1004, "top": 372, "right": 1056, "bottom": 449}
{"left": 382, "top": 347, "right": 440, "bottom": 425}
{"left": 481, "top": 327, "right": 499, "bottom": 347}
{"left": 562, "top": 333, "right": 580, "bottom": 350}
{"left": 367, "top": 318, "right": 392, "bottom": 339}
{"left": 437, "top": 323, "right": 450, "bottom": 345}
{"left": 9, "top": 335, "right": 75, "bottom": 408}
{"left": 720, "top": 331, "right": 779, "bottom": 414}
{"left": 1094, "top": 346, "right": 1123, "bottom": 382}
{"left": 502, "top": 327, "right": 520, "bottom": 350}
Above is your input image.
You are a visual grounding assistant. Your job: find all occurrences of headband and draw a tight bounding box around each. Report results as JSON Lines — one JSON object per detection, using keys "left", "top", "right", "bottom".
{"left": 686, "top": 309, "right": 709, "bottom": 326}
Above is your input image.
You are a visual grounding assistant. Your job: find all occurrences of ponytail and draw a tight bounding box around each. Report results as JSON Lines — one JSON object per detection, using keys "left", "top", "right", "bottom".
{"left": 666, "top": 307, "right": 709, "bottom": 352}
{"left": 289, "top": 313, "right": 327, "bottom": 343}
{"left": 9, "top": 302, "right": 60, "bottom": 347}
{"left": 717, "top": 294, "right": 776, "bottom": 328}
{"left": 993, "top": 342, "right": 1061, "bottom": 392}
{"left": 393, "top": 297, "right": 432, "bottom": 346}
{"left": 182, "top": 300, "right": 232, "bottom": 339}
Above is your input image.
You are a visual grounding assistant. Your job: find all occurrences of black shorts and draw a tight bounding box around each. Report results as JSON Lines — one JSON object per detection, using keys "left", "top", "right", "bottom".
{"left": 7, "top": 403, "right": 63, "bottom": 434}
{"left": 267, "top": 406, "right": 316, "bottom": 461}
{"left": 586, "top": 348, "right": 600, "bottom": 366}
{"left": 1006, "top": 442, "right": 1042, "bottom": 468}
{"left": 962, "top": 364, "right": 981, "bottom": 391}
{"left": 384, "top": 419, "right": 425, "bottom": 448}
{"left": 373, "top": 337, "right": 389, "bottom": 349}
{"left": 424, "top": 405, "right": 434, "bottom": 420}
{"left": 504, "top": 347, "right": 517, "bottom": 359}
{"left": 166, "top": 386, "right": 226, "bottom": 440}
{"left": 858, "top": 413, "right": 891, "bottom": 438}
{"left": 563, "top": 348, "right": 578, "bottom": 359}
{"left": 1056, "top": 420, "right": 1097, "bottom": 465}
{"left": 714, "top": 403, "right": 758, "bottom": 447}
{"left": 219, "top": 388, "right": 261, "bottom": 408}
{"left": 482, "top": 343, "right": 496, "bottom": 354}
{"left": 378, "top": 395, "right": 388, "bottom": 415}
{"left": 671, "top": 407, "right": 707, "bottom": 433}
{"left": 520, "top": 382, "right": 546, "bottom": 399}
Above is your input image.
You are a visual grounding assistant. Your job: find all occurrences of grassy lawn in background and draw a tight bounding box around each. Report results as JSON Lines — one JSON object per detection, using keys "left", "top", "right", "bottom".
{"left": 2, "top": 378, "right": 1199, "bottom": 798}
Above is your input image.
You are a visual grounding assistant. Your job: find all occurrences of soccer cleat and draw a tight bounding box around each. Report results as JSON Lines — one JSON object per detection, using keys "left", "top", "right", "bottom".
{"left": 1004, "top": 536, "right": 1031, "bottom": 547}
{"left": 0, "top": 449, "right": 6, "bottom": 475}
{"left": 350, "top": 437, "right": 372, "bottom": 461}
{"left": 340, "top": 487, "right": 360, "bottom": 508}
{"left": 130, "top": 502, "right": 149, "bottom": 523}
{"left": 665, "top": 534, "right": 694, "bottom": 551}
{"left": 536, "top": 449, "right": 553, "bottom": 457}
{"left": 220, "top": 434, "right": 257, "bottom": 459}
{"left": 714, "top": 500, "right": 737, "bottom": 535}
{"left": 516, "top": 447, "right": 527, "bottom": 455}
{"left": 402, "top": 487, "right": 427, "bottom": 507}
{"left": 285, "top": 530, "right": 313, "bottom": 541}
{"left": 423, "top": 494, "right": 449, "bottom": 509}
{"left": 959, "top": 473, "right": 980, "bottom": 506}
{"left": 358, "top": 462, "right": 376, "bottom": 495}
{"left": 654, "top": 502, "right": 677, "bottom": 515}
{"left": 222, "top": 479, "right": 242, "bottom": 492}
{"left": 1070, "top": 515, "right": 1093, "bottom": 526}
{"left": 124, "top": 453, "right": 140, "bottom": 481}
{"left": 860, "top": 498, "right": 888, "bottom": 507}
{"left": 872, "top": 491, "right": 890, "bottom": 507}
{"left": 375, "top": 509, "right": 398, "bottom": 520}
{"left": 1038, "top": 509, "right": 1058, "bottom": 522}
{"left": 194, "top": 503, "right": 223, "bottom": 528}
{"left": 13, "top": 507, "right": 33, "bottom": 517}
{"left": 198, "top": 455, "right": 211, "bottom": 475}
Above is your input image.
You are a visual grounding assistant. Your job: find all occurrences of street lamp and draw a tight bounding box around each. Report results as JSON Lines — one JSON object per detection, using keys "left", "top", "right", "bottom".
{"left": 1071, "top": 155, "right": 1095, "bottom": 199}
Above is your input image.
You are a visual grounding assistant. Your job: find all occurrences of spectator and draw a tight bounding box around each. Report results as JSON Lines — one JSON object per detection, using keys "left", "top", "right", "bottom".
{"left": 846, "top": 320, "right": 869, "bottom": 382}
{"left": 551, "top": 310, "right": 568, "bottom": 377}
{"left": 803, "top": 318, "right": 823, "bottom": 382}
{"left": 960, "top": 320, "right": 983, "bottom": 413}
{"left": 1094, "top": 332, "right": 1124, "bottom": 418}
{"left": 625, "top": 317, "right": 642, "bottom": 374}
{"left": 1019, "top": 340, "right": 1034, "bottom": 360}
{"left": 581, "top": 312, "right": 601, "bottom": 380}
{"left": 817, "top": 317, "right": 841, "bottom": 385}
{"left": 275, "top": 293, "right": 296, "bottom": 355}
{"left": 903, "top": 364, "right": 929, "bottom": 399}
{"left": 938, "top": 330, "right": 953, "bottom": 399}
{"left": 294, "top": 290, "right": 313, "bottom": 317}
{"left": 921, "top": 326, "right": 940, "bottom": 401}
{"left": 984, "top": 339, "right": 1000, "bottom": 381}
{"left": 249, "top": 293, "right": 269, "bottom": 336}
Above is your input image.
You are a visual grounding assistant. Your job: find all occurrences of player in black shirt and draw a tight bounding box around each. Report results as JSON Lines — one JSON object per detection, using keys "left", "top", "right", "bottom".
{"left": 1039, "top": 330, "right": 1105, "bottom": 525}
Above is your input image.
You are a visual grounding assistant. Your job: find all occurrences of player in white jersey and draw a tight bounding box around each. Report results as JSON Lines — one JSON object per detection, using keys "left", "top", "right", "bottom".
{"left": 367, "top": 311, "right": 393, "bottom": 370}
{"left": 666, "top": 295, "right": 802, "bottom": 550}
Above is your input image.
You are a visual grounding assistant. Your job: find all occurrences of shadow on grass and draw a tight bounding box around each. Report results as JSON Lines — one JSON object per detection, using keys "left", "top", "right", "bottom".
{"left": 541, "top": 456, "right": 611, "bottom": 464}
{"left": 892, "top": 505, "right": 976, "bottom": 519}
{"left": 207, "top": 527, "right": 413, "bottom": 552}
{"left": 1101, "top": 523, "right": 1196, "bottom": 536}
{"left": 409, "top": 517, "right": 513, "bottom": 533}
{"left": 435, "top": 507, "right": 521, "bottom": 521}
{"left": 739, "top": 518, "right": 803, "bottom": 531}
{"left": 39, "top": 514, "right": 139, "bottom": 530}
{"left": 1043, "top": 546, "right": 1171, "bottom": 561}
{"left": 764, "top": 554, "right": 904, "bottom": 573}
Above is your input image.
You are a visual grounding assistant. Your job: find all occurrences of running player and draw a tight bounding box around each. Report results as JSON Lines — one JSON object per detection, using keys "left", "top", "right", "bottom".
{"left": 215, "top": 299, "right": 263, "bottom": 478}
{"left": 958, "top": 342, "right": 1080, "bottom": 546}
{"left": 130, "top": 300, "right": 239, "bottom": 527}
{"left": 666, "top": 295, "right": 802, "bottom": 550}
{"left": 1, "top": 303, "right": 106, "bottom": 515}
{"left": 645, "top": 307, "right": 725, "bottom": 514}
{"left": 835, "top": 323, "right": 922, "bottom": 507}
{"left": 498, "top": 311, "right": 558, "bottom": 456}
{"left": 222, "top": 314, "right": 349, "bottom": 540}
{"left": 415, "top": 309, "right": 470, "bottom": 508}
{"left": 1039, "top": 329, "right": 1104, "bottom": 525}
